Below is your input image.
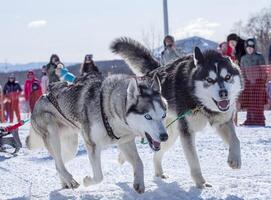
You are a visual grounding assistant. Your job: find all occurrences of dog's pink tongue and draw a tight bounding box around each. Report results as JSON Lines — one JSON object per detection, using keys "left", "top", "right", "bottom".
{"left": 218, "top": 100, "right": 229, "bottom": 109}
{"left": 153, "top": 140, "right": 160, "bottom": 148}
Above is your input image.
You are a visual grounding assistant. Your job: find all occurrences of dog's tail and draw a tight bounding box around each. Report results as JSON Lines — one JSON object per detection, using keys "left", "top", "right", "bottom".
{"left": 26, "top": 126, "right": 44, "bottom": 150}
{"left": 110, "top": 37, "right": 160, "bottom": 75}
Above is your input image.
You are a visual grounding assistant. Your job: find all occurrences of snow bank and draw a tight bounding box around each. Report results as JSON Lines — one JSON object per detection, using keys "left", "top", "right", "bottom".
{"left": 0, "top": 112, "right": 270, "bottom": 200}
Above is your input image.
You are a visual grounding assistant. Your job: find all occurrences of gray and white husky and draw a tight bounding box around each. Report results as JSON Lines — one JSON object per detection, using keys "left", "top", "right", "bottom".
{"left": 111, "top": 38, "right": 243, "bottom": 188}
{"left": 26, "top": 72, "right": 168, "bottom": 193}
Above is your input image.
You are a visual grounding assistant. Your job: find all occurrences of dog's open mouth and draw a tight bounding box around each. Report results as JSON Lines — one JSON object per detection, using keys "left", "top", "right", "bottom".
{"left": 145, "top": 132, "right": 160, "bottom": 151}
{"left": 212, "top": 98, "right": 230, "bottom": 111}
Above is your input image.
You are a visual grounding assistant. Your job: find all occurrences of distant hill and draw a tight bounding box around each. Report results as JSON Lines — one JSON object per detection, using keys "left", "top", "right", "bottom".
{"left": 0, "top": 36, "right": 219, "bottom": 86}
{"left": 0, "top": 62, "right": 76, "bottom": 73}
{"left": 154, "top": 36, "right": 219, "bottom": 58}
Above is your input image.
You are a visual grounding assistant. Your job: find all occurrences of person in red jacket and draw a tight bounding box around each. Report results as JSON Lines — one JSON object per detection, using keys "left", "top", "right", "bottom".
{"left": 24, "top": 71, "right": 42, "bottom": 113}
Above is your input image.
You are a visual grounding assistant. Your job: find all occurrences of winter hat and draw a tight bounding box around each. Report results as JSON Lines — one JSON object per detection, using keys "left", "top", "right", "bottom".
{"left": 9, "top": 73, "right": 15, "bottom": 78}
{"left": 163, "top": 35, "right": 175, "bottom": 46}
{"left": 245, "top": 38, "right": 256, "bottom": 48}
{"left": 219, "top": 41, "right": 227, "bottom": 48}
{"left": 27, "top": 71, "right": 35, "bottom": 79}
{"left": 27, "top": 71, "right": 34, "bottom": 75}
{"left": 8, "top": 74, "right": 15, "bottom": 81}
{"left": 227, "top": 33, "right": 239, "bottom": 42}
{"left": 85, "top": 54, "right": 93, "bottom": 61}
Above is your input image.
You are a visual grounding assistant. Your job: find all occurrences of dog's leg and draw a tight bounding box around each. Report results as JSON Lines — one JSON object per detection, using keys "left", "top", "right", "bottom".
{"left": 60, "top": 128, "right": 78, "bottom": 163}
{"left": 83, "top": 143, "right": 103, "bottom": 186}
{"left": 153, "top": 125, "right": 179, "bottom": 179}
{"left": 215, "top": 120, "right": 241, "bottom": 169}
{"left": 180, "top": 121, "right": 211, "bottom": 188}
{"left": 44, "top": 122, "right": 79, "bottom": 189}
{"left": 118, "top": 140, "right": 145, "bottom": 194}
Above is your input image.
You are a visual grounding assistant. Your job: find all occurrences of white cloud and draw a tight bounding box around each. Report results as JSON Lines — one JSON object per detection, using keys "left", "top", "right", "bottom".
{"left": 28, "top": 20, "right": 47, "bottom": 29}
{"left": 174, "top": 18, "right": 220, "bottom": 39}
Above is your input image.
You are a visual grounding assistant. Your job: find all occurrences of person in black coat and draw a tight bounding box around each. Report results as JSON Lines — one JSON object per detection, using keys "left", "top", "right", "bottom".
{"left": 80, "top": 54, "right": 99, "bottom": 76}
{"left": 3, "top": 74, "right": 22, "bottom": 123}
{"left": 46, "top": 54, "right": 61, "bottom": 83}
{"left": 227, "top": 33, "right": 246, "bottom": 65}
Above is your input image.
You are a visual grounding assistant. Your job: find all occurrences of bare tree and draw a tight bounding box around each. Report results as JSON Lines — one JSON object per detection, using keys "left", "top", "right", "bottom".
{"left": 231, "top": 20, "right": 246, "bottom": 38}
{"left": 141, "top": 25, "right": 163, "bottom": 57}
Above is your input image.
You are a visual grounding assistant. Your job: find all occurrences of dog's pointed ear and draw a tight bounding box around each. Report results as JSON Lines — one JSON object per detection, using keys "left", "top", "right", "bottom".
{"left": 193, "top": 47, "right": 204, "bottom": 66}
{"left": 126, "top": 78, "right": 140, "bottom": 111}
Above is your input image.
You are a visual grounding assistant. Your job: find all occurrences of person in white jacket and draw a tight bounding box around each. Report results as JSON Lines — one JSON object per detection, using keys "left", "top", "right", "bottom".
{"left": 41, "top": 65, "right": 49, "bottom": 94}
{"left": 160, "top": 35, "right": 182, "bottom": 66}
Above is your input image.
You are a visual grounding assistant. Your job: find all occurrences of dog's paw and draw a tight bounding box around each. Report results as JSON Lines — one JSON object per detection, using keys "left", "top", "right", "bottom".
{"left": 61, "top": 178, "right": 80, "bottom": 189}
{"left": 196, "top": 182, "right": 212, "bottom": 189}
{"left": 133, "top": 182, "right": 145, "bottom": 194}
{"left": 155, "top": 173, "right": 168, "bottom": 179}
{"left": 228, "top": 152, "right": 241, "bottom": 169}
{"left": 83, "top": 176, "right": 92, "bottom": 187}
{"left": 83, "top": 175, "right": 103, "bottom": 187}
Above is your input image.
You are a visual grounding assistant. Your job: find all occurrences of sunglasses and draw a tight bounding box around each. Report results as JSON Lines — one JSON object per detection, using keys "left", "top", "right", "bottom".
{"left": 85, "top": 55, "right": 93, "bottom": 60}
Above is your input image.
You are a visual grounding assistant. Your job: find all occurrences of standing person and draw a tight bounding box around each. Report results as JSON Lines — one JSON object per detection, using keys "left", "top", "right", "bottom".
{"left": 46, "top": 54, "right": 61, "bottom": 83}
{"left": 80, "top": 54, "right": 99, "bottom": 76}
{"left": 0, "top": 85, "right": 5, "bottom": 122}
{"left": 218, "top": 42, "right": 228, "bottom": 56}
{"left": 226, "top": 33, "right": 246, "bottom": 64}
{"left": 160, "top": 35, "right": 182, "bottom": 66}
{"left": 24, "top": 71, "right": 42, "bottom": 113}
{"left": 240, "top": 38, "right": 267, "bottom": 126}
{"left": 41, "top": 65, "right": 49, "bottom": 94}
{"left": 269, "top": 43, "right": 271, "bottom": 64}
{"left": 3, "top": 74, "right": 22, "bottom": 123}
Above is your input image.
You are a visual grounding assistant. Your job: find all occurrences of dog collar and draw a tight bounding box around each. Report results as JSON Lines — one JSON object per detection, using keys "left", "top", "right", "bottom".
{"left": 100, "top": 90, "right": 120, "bottom": 140}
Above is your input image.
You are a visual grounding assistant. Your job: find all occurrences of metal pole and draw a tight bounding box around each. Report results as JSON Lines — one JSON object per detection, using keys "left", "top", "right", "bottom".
{"left": 163, "top": 0, "right": 169, "bottom": 36}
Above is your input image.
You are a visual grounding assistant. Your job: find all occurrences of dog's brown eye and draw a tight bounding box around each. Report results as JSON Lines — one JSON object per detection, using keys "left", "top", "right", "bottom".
{"left": 225, "top": 74, "right": 231, "bottom": 81}
{"left": 206, "top": 77, "right": 215, "bottom": 84}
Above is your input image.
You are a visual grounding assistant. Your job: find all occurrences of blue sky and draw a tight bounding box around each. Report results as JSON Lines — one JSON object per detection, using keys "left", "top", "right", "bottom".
{"left": 0, "top": 0, "right": 270, "bottom": 63}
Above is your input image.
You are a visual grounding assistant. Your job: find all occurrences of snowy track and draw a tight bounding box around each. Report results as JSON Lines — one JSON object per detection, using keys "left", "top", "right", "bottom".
{"left": 0, "top": 113, "right": 271, "bottom": 200}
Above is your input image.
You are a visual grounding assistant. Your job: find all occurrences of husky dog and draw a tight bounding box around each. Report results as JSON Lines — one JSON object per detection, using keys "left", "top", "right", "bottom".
{"left": 111, "top": 38, "right": 243, "bottom": 188}
{"left": 26, "top": 72, "right": 168, "bottom": 193}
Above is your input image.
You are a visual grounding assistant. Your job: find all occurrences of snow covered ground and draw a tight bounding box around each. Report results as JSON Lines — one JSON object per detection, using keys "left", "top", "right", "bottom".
{"left": 0, "top": 112, "right": 270, "bottom": 200}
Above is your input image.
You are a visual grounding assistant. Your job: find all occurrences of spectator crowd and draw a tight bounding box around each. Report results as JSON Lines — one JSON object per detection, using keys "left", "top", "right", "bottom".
{"left": 160, "top": 33, "right": 271, "bottom": 126}
{"left": 0, "top": 34, "right": 271, "bottom": 126}
{"left": 0, "top": 54, "right": 99, "bottom": 123}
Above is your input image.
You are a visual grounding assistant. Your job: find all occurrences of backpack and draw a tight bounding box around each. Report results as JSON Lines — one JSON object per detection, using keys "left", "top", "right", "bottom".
{"left": 31, "top": 81, "right": 40, "bottom": 93}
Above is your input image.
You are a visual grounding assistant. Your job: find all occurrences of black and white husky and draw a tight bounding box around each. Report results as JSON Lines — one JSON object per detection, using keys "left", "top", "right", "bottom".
{"left": 111, "top": 38, "right": 243, "bottom": 188}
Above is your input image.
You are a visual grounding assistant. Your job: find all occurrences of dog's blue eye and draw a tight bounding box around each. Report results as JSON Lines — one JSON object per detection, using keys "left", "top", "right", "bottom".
{"left": 162, "top": 113, "right": 166, "bottom": 119}
{"left": 206, "top": 77, "right": 215, "bottom": 84}
{"left": 144, "top": 114, "right": 152, "bottom": 120}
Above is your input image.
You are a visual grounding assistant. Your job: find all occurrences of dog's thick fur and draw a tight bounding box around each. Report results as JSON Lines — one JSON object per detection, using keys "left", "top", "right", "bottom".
{"left": 111, "top": 37, "right": 243, "bottom": 188}
{"left": 26, "top": 72, "right": 168, "bottom": 193}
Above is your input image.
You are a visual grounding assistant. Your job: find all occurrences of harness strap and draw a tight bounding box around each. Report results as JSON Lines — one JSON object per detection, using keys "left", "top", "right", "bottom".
{"left": 46, "top": 93, "right": 80, "bottom": 129}
{"left": 100, "top": 90, "right": 120, "bottom": 140}
{"left": 166, "top": 106, "right": 202, "bottom": 128}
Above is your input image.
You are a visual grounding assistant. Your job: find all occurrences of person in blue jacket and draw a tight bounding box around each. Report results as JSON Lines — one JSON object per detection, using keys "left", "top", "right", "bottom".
{"left": 55, "top": 63, "right": 75, "bottom": 83}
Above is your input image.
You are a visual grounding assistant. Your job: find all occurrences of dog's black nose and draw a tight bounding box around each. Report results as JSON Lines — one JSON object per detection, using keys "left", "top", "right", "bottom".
{"left": 219, "top": 89, "right": 228, "bottom": 99}
{"left": 159, "top": 133, "right": 168, "bottom": 142}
